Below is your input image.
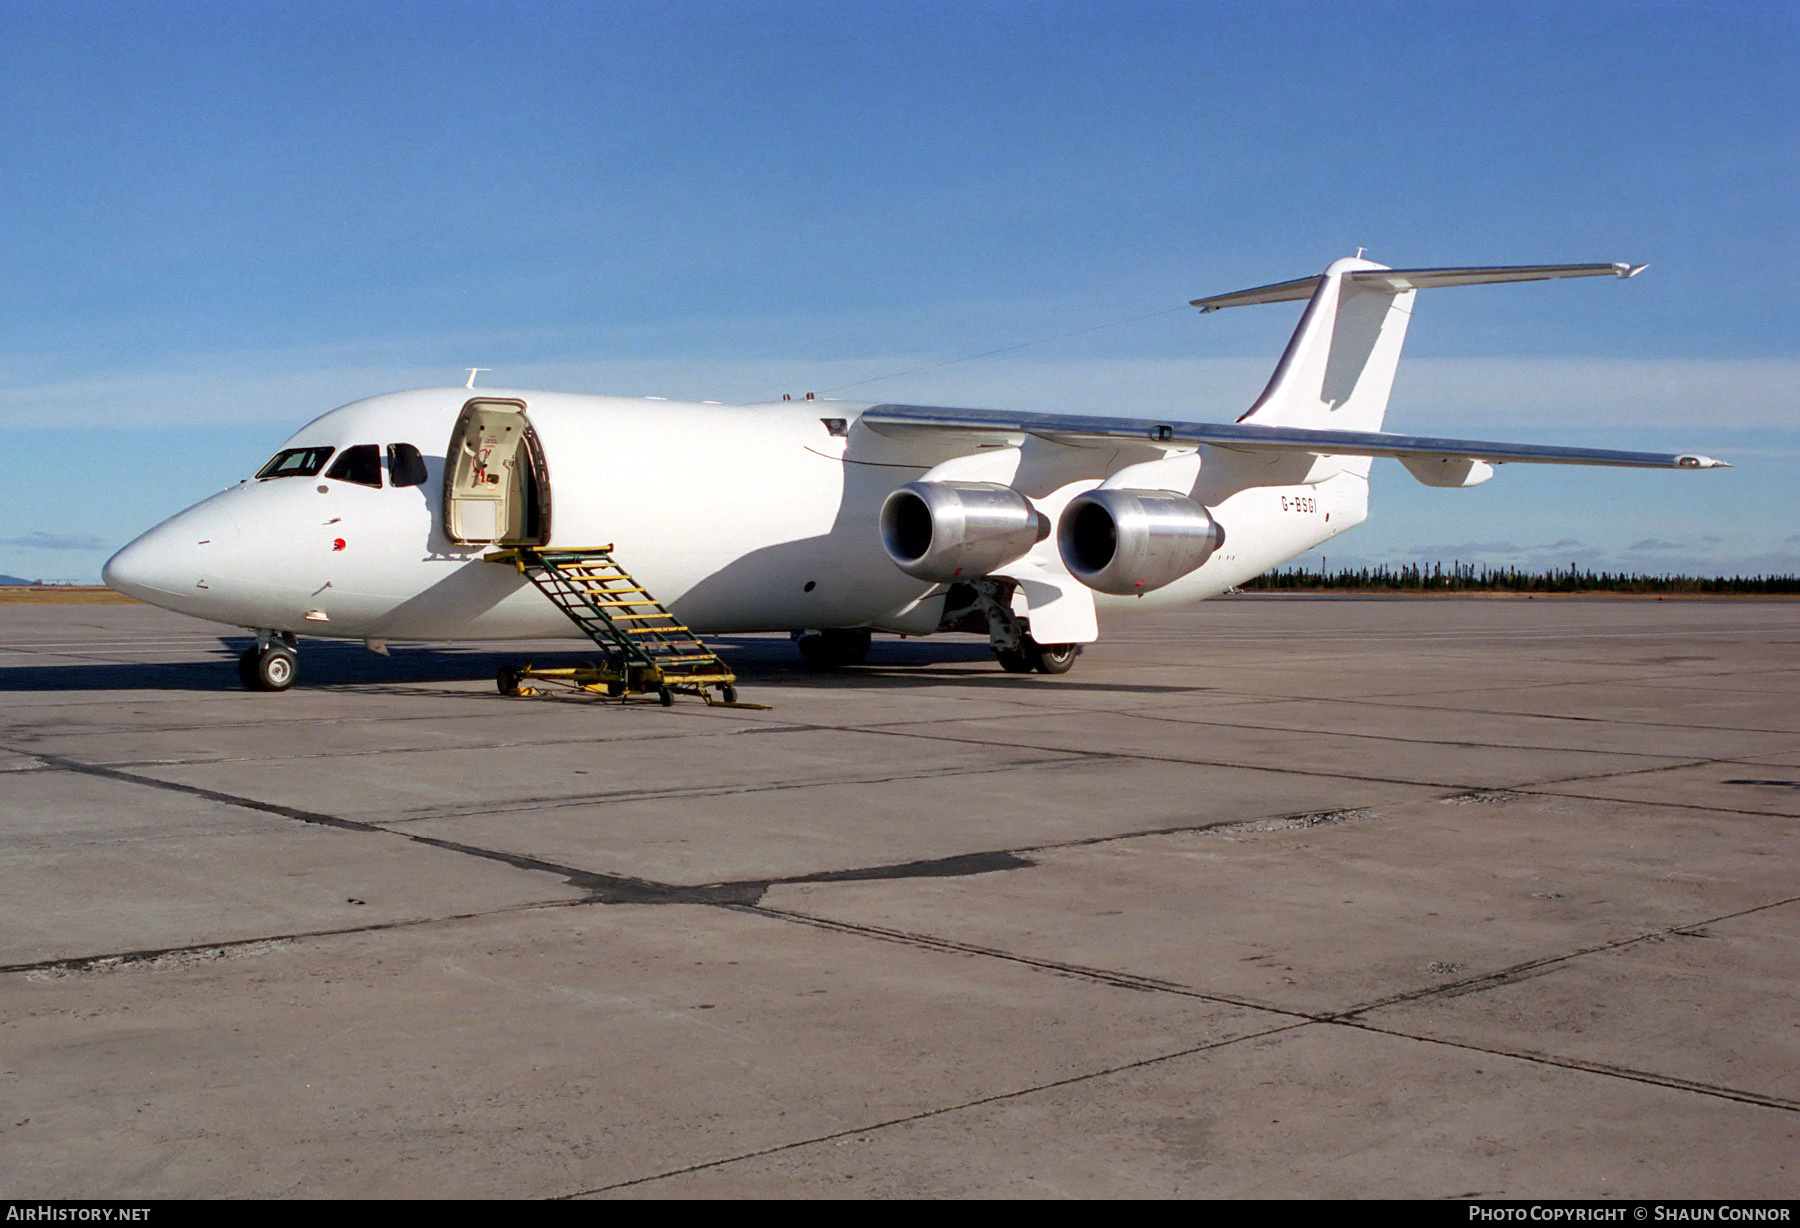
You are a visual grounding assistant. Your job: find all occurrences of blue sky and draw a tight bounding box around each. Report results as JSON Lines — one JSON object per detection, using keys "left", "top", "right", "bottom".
{"left": 3, "top": 0, "right": 1795, "bottom": 582}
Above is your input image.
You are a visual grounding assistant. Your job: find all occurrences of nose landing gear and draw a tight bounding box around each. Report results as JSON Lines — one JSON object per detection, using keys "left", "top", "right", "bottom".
{"left": 239, "top": 632, "right": 298, "bottom": 691}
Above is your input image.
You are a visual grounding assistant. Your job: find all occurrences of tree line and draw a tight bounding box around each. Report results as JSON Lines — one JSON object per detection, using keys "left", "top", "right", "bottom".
{"left": 1242, "top": 563, "right": 1800, "bottom": 595}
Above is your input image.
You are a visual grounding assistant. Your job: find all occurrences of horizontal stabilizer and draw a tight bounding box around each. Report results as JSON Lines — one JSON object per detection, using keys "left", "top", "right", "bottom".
{"left": 1191, "top": 262, "right": 1644, "bottom": 313}
{"left": 858, "top": 404, "right": 1727, "bottom": 471}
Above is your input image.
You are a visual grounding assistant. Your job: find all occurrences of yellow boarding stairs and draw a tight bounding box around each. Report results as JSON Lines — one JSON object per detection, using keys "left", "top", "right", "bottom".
{"left": 486, "top": 546, "right": 760, "bottom": 707}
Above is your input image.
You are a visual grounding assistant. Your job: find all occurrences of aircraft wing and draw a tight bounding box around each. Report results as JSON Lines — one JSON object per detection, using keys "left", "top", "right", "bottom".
{"left": 857, "top": 403, "right": 1727, "bottom": 470}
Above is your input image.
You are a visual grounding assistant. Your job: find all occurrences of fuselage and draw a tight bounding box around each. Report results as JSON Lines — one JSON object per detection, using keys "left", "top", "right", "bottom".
{"left": 103, "top": 387, "right": 1362, "bottom": 642}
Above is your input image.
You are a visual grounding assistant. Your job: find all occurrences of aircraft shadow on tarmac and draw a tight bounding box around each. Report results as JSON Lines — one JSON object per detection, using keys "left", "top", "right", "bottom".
{"left": 0, "top": 635, "right": 1195, "bottom": 696}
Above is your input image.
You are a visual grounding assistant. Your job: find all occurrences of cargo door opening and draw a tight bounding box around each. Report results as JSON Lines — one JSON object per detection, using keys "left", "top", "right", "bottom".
{"left": 444, "top": 398, "right": 552, "bottom": 546}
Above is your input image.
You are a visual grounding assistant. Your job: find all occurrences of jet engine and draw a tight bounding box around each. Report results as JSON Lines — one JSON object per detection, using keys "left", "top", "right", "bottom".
{"left": 879, "top": 481, "right": 1049, "bottom": 581}
{"left": 1057, "top": 488, "right": 1224, "bottom": 595}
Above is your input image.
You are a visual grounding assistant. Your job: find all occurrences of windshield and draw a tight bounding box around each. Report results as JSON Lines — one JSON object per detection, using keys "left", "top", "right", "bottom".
{"left": 326, "top": 444, "right": 383, "bottom": 488}
{"left": 256, "top": 446, "right": 335, "bottom": 479}
{"left": 388, "top": 442, "right": 428, "bottom": 487}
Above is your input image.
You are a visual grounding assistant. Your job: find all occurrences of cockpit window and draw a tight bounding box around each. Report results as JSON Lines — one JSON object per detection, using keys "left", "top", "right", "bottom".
{"left": 326, "top": 444, "right": 383, "bottom": 488}
{"left": 256, "top": 446, "right": 336, "bottom": 479}
{"left": 388, "top": 443, "right": 428, "bottom": 487}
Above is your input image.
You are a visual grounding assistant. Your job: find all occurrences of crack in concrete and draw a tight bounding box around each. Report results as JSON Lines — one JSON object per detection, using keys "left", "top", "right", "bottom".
{"left": 561, "top": 1018, "right": 1316, "bottom": 1197}
{"left": 369, "top": 755, "right": 1084, "bottom": 825}
{"left": 1338, "top": 1018, "right": 1800, "bottom": 1113}
{"left": 0, "top": 900, "right": 583, "bottom": 978}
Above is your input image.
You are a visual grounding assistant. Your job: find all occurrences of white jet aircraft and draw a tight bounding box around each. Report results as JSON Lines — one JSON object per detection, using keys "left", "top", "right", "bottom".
{"left": 104, "top": 257, "right": 1725, "bottom": 691}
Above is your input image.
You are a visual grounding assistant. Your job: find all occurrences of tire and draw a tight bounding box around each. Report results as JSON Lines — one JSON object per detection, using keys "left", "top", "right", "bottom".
{"left": 496, "top": 667, "right": 518, "bottom": 695}
{"left": 242, "top": 644, "right": 297, "bottom": 691}
{"left": 658, "top": 685, "right": 675, "bottom": 707}
{"left": 721, "top": 684, "right": 738, "bottom": 704}
{"left": 1027, "top": 640, "right": 1078, "bottom": 675}
{"left": 994, "top": 648, "right": 1034, "bottom": 673}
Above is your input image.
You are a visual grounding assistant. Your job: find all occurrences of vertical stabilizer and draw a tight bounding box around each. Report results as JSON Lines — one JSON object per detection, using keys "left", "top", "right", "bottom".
{"left": 1236, "top": 257, "right": 1416, "bottom": 440}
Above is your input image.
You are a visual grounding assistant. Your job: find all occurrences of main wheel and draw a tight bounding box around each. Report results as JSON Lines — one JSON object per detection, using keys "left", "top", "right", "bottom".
{"left": 240, "top": 643, "right": 297, "bottom": 691}
{"left": 1026, "top": 640, "right": 1079, "bottom": 675}
{"left": 994, "top": 647, "right": 1034, "bottom": 673}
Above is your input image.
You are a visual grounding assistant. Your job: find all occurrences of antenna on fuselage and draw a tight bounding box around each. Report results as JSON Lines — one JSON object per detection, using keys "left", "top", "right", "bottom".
{"left": 465, "top": 368, "right": 490, "bottom": 389}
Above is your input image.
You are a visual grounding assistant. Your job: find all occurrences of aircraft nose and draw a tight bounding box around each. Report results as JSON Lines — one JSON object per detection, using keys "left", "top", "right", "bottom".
{"left": 102, "top": 533, "right": 178, "bottom": 601}
{"left": 103, "top": 502, "right": 242, "bottom": 604}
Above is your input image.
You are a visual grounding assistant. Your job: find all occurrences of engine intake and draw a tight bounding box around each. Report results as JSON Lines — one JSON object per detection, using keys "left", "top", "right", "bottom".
{"left": 1058, "top": 488, "right": 1224, "bottom": 595}
{"left": 879, "top": 481, "right": 1048, "bottom": 582}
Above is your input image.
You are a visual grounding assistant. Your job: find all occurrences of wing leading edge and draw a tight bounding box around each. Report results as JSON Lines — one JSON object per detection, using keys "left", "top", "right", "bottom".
{"left": 858, "top": 404, "right": 1727, "bottom": 470}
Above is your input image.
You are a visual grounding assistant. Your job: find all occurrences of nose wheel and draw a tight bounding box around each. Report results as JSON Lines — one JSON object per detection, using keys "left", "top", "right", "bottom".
{"left": 239, "top": 641, "right": 298, "bottom": 691}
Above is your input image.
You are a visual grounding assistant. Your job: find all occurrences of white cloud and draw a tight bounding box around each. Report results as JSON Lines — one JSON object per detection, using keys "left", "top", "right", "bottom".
{"left": 0, "top": 531, "right": 108, "bottom": 551}
{"left": 6, "top": 349, "right": 1795, "bottom": 433}
{"left": 1411, "top": 540, "right": 1524, "bottom": 555}
{"left": 1391, "top": 358, "right": 1800, "bottom": 432}
{"left": 0, "top": 353, "right": 926, "bottom": 431}
{"left": 1734, "top": 551, "right": 1800, "bottom": 575}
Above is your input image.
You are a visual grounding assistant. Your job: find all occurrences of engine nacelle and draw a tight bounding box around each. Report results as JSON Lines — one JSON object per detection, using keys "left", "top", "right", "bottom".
{"left": 879, "top": 481, "right": 1048, "bottom": 582}
{"left": 1058, "top": 488, "right": 1224, "bottom": 595}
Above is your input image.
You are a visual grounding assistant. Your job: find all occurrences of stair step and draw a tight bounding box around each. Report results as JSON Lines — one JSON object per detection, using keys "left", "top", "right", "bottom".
{"left": 501, "top": 547, "right": 736, "bottom": 701}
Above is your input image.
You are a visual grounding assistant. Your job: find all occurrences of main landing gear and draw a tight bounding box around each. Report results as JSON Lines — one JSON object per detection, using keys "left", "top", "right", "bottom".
{"left": 794, "top": 583, "right": 1083, "bottom": 676}
{"left": 947, "top": 578, "right": 1082, "bottom": 675}
{"left": 994, "top": 638, "right": 1080, "bottom": 675}
{"left": 238, "top": 632, "right": 298, "bottom": 692}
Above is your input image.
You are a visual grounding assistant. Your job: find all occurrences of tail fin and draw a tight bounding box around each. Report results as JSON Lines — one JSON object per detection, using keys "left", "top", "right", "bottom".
{"left": 1192, "top": 259, "right": 1646, "bottom": 446}
{"left": 1209, "top": 256, "right": 1415, "bottom": 438}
